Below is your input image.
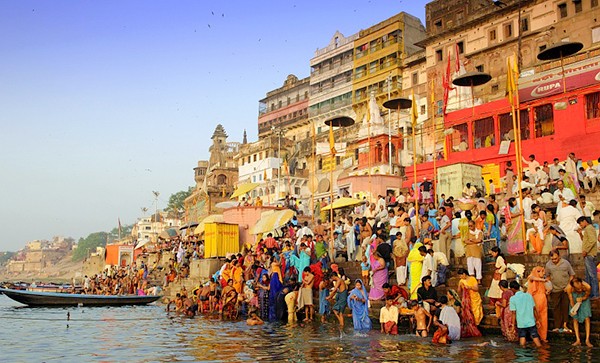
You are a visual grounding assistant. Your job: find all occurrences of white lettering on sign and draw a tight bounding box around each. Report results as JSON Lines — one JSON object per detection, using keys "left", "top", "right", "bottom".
{"left": 531, "top": 82, "right": 562, "bottom": 98}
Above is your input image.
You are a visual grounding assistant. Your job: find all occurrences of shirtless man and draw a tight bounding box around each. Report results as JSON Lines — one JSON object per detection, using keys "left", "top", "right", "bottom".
{"left": 208, "top": 278, "right": 219, "bottom": 313}
{"left": 300, "top": 267, "right": 315, "bottom": 321}
{"left": 410, "top": 300, "right": 432, "bottom": 337}
{"left": 328, "top": 272, "right": 348, "bottom": 328}
{"left": 198, "top": 284, "right": 211, "bottom": 313}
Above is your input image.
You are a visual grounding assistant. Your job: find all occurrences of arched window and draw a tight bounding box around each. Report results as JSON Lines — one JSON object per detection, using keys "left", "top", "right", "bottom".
{"left": 217, "top": 174, "right": 227, "bottom": 185}
{"left": 375, "top": 142, "right": 383, "bottom": 163}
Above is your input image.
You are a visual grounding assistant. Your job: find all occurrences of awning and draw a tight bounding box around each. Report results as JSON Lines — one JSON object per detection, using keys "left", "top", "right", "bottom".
{"left": 215, "top": 201, "right": 239, "bottom": 209}
{"left": 158, "top": 228, "right": 179, "bottom": 239}
{"left": 321, "top": 197, "right": 364, "bottom": 211}
{"left": 179, "top": 222, "right": 199, "bottom": 231}
{"left": 251, "top": 209, "right": 295, "bottom": 235}
{"left": 135, "top": 238, "right": 152, "bottom": 250}
{"left": 230, "top": 182, "right": 260, "bottom": 199}
{"left": 194, "top": 214, "right": 224, "bottom": 235}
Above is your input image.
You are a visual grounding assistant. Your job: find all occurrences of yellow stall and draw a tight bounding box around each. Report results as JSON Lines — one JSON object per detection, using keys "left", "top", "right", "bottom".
{"left": 203, "top": 222, "right": 240, "bottom": 258}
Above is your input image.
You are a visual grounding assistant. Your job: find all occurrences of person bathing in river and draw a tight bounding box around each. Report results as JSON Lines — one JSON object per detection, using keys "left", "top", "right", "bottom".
{"left": 410, "top": 300, "right": 432, "bottom": 337}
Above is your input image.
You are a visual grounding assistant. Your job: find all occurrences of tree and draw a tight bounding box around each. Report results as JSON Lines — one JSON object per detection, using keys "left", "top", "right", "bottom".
{"left": 72, "top": 232, "right": 109, "bottom": 261}
{"left": 109, "top": 224, "right": 133, "bottom": 241}
{"left": 165, "top": 186, "right": 194, "bottom": 218}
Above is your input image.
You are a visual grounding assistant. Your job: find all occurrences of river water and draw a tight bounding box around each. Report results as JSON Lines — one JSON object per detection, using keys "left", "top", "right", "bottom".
{"left": 0, "top": 295, "right": 596, "bottom": 362}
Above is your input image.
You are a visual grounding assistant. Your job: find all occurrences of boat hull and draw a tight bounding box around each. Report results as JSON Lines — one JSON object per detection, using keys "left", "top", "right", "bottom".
{"left": 0, "top": 288, "right": 161, "bottom": 307}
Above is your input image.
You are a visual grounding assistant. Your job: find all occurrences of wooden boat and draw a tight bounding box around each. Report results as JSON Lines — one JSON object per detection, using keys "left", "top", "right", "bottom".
{"left": 0, "top": 287, "right": 162, "bottom": 307}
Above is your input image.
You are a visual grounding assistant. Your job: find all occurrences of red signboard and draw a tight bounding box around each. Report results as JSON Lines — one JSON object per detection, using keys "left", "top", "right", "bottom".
{"left": 519, "top": 57, "right": 600, "bottom": 102}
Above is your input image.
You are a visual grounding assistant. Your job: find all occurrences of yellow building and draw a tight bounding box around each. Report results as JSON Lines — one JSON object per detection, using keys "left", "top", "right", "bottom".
{"left": 352, "top": 12, "right": 426, "bottom": 121}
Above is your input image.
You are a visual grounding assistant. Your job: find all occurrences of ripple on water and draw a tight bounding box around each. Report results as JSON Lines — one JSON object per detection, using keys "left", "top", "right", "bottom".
{"left": 0, "top": 295, "right": 597, "bottom": 362}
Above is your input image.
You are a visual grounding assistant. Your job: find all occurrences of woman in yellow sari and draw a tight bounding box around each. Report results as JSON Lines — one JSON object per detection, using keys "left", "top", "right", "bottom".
{"left": 457, "top": 268, "right": 483, "bottom": 327}
{"left": 270, "top": 258, "right": 283, "bottom": 283}
{"left": 407, "top": 241, "right": 424, "bottom": 299}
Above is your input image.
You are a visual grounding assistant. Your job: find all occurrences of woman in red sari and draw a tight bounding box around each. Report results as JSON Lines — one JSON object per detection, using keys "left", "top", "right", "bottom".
{"left": 495, "top": 280, "right": 518, "bottom": 342}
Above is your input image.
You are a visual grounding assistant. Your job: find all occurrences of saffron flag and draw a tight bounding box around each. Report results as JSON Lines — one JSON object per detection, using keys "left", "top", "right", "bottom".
{"left": 506, "top": 55, "right": 518, "bottom": 105}
{"left": 328, "top": 125, "right": 336, "bottom": 156}
{"left": 442, "top": 50, "right": 454, "bottom": 116}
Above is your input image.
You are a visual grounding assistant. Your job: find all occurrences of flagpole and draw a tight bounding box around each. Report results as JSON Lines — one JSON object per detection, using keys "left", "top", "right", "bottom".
{"left": 329, "top": 125, "right": 336, "bottom": 260}
{"left": 411, "top": 90, "right": 420, "bottom": 236}
{"left": 507, "top": 56, "right": 527, "bottom": 252}
{"left": 311, "top": 121, "right": 316, "bottom": 224}
{"left": 430, "top": 79, "right": 437, "bottom": 208}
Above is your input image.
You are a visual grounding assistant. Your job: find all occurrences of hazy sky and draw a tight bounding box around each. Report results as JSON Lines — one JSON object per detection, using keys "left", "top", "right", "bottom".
{"left": 0, "top": 0, "right": 427, "bottom": 251}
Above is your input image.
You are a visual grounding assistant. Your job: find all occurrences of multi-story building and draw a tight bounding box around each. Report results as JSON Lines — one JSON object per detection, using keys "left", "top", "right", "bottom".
{"left": 257, "top": 74, "right": 310, "bottom": 139}
{"left": 309, "top": 31, "right": 358, "bottom": 128}
{"left": 351, "top": 12, "right": 426, "bottom": 122}
{"left": 400, "top": 0, "right": 600, "bottom": 191}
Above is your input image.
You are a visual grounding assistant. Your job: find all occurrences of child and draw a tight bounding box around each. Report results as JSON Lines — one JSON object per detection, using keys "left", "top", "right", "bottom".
{"left": 380, "top": 296, "right": 399, "bottom": 335}
{"left": 360, "top": 256, "right": 370, "bottom": 287}
{"left": 410, "top": 300, "right": 432, "bottom": 337}
{"left": 525, "top": 211, "right": 544, "bottom": 254}
{"left": 246, "top": 311, "right": 264, "bottom": 326}
{"left": 508, "top": 280, "right": 542, "bottom": 347}
{"left": 319, "top": 275, "right": 331, "bottom": 323}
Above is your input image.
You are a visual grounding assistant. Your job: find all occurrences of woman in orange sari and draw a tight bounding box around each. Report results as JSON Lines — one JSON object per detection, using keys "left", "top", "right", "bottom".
{"left": 457, "top": 268, "right": 483, "bottom": 335}
{"left": 527, "top": 266, "right": 548, "bottom": 342}
{"left": 231, "top": 259, "right": 243, "bottom": 294}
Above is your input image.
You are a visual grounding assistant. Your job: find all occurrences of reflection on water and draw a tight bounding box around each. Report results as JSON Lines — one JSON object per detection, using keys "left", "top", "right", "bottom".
{"left": 0, "top": 295, "right": 595, "bottom": 362}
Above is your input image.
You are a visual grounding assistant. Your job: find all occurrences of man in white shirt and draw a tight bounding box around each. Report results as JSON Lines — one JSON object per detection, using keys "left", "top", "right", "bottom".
{"left": 579, "top": 194, "right": 596, "bottom": 217}
{"left": 462, "top": 183, "right": 477, "bottom": 199}
{"left": 548, "top": 158, "right": 563, "bottom": 193}
{"left": 553, "top": 180, "right": 576, "bottom": 214}
{"left": 397, "top": 192, "right": 406, "bottom": 204}
{"left": 522, "top": 154, "right": 540, "bottom": 179}
{"left": 535, "top": 167, "right": 549, "bottom": 192}
{"left": 522, "top": 189, "right": 533, "bottom": 220}
{"left": 437, "top": 207, "right": 452, "bottom": 258}
{"left": 583, "top": 161, "right": 597, "bottom": 192}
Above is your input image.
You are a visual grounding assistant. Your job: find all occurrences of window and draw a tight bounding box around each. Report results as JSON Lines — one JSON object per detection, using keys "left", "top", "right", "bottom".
{"left": 504, "top": 23, "right": 513, "bottom": 38}
{"left": 593, "top": 0, "right": 599, "bottom": 8}
{"left": 318, "top": 158, "right": 323, "bottom": 170}
{"left": 521, "top": 17, "right": 529, "bottom": 32}
{"left": 585, "top": 92, "right": 600, "bottom": 119}
{"left": 491, "top": 84, "right": 499, "bottom": 93}
{"left": 436, "top": 49, "right": 443, "bottom": 62}
{"left": 573, "top": 0, "right": 582, "bottom": 13}
{"left": 593, "top": 27, "right": 600, "bottom": 43}
{"left": 489, "top": 29, "right": 497, "bottom": 41}
{"left": 473, "top": 117, "right": 495, "bottom": 149}
{"left": 558, "top": 3, "right": 567, "bottom": 18}
{"left": 412, "top": 72, "right": 418, "bottom": 86}
{"left": 287, "top": 97, "right": 291, "bottom": 105}
{"left": 451, "top": 123, "right": 469, "bottom": 151}
{"left": 457, "top": 41, "right": 464, "bottom": 54}
{"left": 434, "top": 19, "right": 442, "bottom": 29}
{"left": 420, "top": 105, "right": 426, "bottom": 115}
{"left": 534, "top": 104, "right": 554, "bottom": 137}
{"left": 476, "top": 65, "right": 484, "bottom": 72}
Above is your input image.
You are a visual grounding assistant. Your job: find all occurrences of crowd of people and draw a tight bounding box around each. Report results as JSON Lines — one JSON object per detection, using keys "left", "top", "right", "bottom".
{"left": 163, "top": 152, "right": 599, "bottom": 348}
{"left": 80, "top": 263, "right": 160, "bottom": 296}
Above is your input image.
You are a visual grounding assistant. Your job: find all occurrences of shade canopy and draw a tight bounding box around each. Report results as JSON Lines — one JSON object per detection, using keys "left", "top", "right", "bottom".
{"left": 179, "top": 222, "right": 199, "bottom": 231}
{"left": 537, "top": 41, "right": 583, "bottom": 61}
{"left": 324, "top": 116, "right": 355, "bottom": 127}
{"left": 250, "top": 209, "right": 295, "bottom": 235}
{"left": 230, "top": 182, "right": 260, "bottom": 199}
{"left": 452, "top": 71, "right": 492, "bottom": 87}
{"left": 135, "top": 238, "right": 152, "bottom": 250}
{"left": 321, "top": 197, "right": 364, "bottom": 212}
{"left": 194, "top": 214, "right": 224, "bottom": 234}
{"left": 158, "top": 228, "right": 179, "bottom": 239}
{"left": 383, "top": 98, "right": 413, "bottom": 110}
{"left": 215, "top": 201, "right": 239, "bottom": 209}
